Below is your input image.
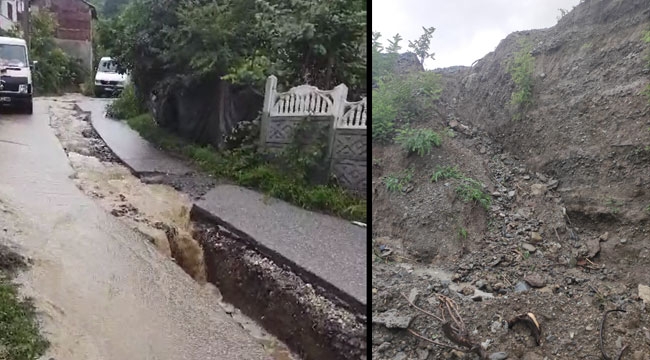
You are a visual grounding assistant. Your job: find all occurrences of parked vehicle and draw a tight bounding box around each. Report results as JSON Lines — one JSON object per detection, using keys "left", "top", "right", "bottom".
{"left": 0, "top": 36, "right": 36, "bottom": 114}
{"left": 94, "top": 57, "right": 129, "bottom": 97}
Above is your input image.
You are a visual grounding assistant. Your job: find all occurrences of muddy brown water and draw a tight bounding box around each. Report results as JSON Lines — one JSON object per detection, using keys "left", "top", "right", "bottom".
{"left": 0, "top": 98, "right": 293, "bottom": 359}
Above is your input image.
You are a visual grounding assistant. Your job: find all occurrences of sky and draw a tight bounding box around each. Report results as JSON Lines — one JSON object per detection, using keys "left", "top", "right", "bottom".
{"left": 372, "top": 0, "right": 581, "bottom": 69}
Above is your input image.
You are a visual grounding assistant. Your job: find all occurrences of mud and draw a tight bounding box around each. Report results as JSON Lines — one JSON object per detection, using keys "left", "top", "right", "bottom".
{"left": 192, "top": 216, "right": 367, "bottom": 360}
{"left": 47, "top": 98, "right": 298, "bottom": 359}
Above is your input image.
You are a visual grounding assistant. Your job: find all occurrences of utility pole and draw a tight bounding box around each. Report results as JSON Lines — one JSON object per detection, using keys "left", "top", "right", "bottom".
{"left": 19, "top": 0, "right": 30, "bottom": 46}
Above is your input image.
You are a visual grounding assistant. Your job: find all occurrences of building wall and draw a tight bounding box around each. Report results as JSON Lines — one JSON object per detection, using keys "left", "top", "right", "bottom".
{"left": 0, "top": 0, "right": 19, "bottom": 32}
{"left": 31, "top": 0, "right": 94, "bottom": 72}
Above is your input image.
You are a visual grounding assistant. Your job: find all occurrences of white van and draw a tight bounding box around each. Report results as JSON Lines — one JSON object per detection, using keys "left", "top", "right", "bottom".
{"left": 94, "top": 57, "right": 129, "bottom": 97}
{"left": 0, "top": 36, "right": 35, "bottom": 114}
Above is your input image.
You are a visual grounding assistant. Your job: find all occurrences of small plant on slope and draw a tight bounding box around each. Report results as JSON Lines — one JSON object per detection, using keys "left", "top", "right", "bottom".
{"left": 455, "top": 177, "right": 491, "bottom": 210}
{"left": 507, "top": 39, "right": 535, "bottom": 116}
{"left": 431, "top": 165, "right": 463, "bottom": 182}
{"left": 382, "top": 168, "right": 414, "bottom": 193}
{"left": 395, "top": 128, "right": 441, "bottom": 156}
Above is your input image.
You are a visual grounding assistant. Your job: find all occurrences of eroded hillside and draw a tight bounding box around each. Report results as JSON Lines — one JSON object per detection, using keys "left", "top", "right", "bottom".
{"left": 372, "top": 0, "right": 650, "bottom": 358}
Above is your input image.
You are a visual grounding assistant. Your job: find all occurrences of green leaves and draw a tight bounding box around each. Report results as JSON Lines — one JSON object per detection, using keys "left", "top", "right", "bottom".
{"left": 507, "top": 39, "right": 535, "bottom": 113}
{"left": 408, "top": 26, "right": 436, "bottom": 65}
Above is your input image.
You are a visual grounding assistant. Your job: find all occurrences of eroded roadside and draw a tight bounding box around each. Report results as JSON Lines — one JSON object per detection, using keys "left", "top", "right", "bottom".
{"left": 47, "top": 97, "right": 367, "bottom": 360}
{"left": 47, "top": 99, "right": 296, "bottom": 359}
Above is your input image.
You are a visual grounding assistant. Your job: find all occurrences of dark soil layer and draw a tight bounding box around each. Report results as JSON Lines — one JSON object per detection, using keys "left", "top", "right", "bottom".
{"left": 191, "top": 217, "right": 367, "bottom": 360}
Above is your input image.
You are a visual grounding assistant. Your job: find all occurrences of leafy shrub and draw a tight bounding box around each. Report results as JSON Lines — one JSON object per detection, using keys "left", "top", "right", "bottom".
{"left": 106, "top": 83, "right": 147, "bottom": 119}
{"left": 431, "top": 165, "right": 462, "bottom": 182}
{"left": 507, "top": 40, "right": 535, "bottom": 112}
{"left": 455, "top": 177, "right": 491, "bottom": 210}
{"left": 29, "top": 10, "right": 86, "bottom": 94}
{"left": 372, "top": 83, "right": 397, "bottom": 142}
{"left": 395, "top": 128, "right": 441, "bottom": 156}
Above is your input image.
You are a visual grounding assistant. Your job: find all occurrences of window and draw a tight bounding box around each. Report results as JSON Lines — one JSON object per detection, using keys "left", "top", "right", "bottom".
{"left": 7, "top": 3, "right": 13, "bottom": 21}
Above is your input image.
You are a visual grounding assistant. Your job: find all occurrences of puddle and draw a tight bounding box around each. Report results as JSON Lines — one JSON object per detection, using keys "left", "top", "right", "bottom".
{"left": 48, "top": 100, "right": 298, "bottom": 359}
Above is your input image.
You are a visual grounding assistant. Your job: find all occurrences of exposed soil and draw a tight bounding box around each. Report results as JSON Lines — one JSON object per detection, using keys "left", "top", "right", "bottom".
{"left": 192, "top": 216, "right": 367, "bottom": 360}
{"left": 372, "top": 1, "right": 650, "bottom": 359}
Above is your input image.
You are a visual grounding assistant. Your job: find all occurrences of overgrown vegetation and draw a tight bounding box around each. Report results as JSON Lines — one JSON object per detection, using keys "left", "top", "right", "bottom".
{"left": 0, "top": 246, "right": 49, "bottom": 360}
{"left": 507, "top": 39, "right": 535, "bottom": 118}
{"left": 99, "top": 0, "right": 366, "bottom": 99}
{"left": 395, "top": 128, "right": 441, "bottom": 156}
{"left": 106, "top": 83, "right": 146, "bottom": 119}
{"left": 372, "top": 29, "right": 442, "bottom": 142}
{"left": 126, "top": 114, "right": 366, "bottom": 221}
{"left": 12, "top": 11, "right": 87, "bottom": 94}
{"left": 382, "top": 168, "right": 414, "bottom": 193}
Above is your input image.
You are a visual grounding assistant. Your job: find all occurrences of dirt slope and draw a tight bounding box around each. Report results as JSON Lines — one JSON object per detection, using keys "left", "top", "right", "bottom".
{"left": 372, "top": 0, "right": 650, "bottom": 359}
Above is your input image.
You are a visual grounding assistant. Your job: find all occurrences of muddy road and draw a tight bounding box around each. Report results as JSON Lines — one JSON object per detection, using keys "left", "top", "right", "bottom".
{"left": 0, "top": 97, "right": 281, "bottom": 359}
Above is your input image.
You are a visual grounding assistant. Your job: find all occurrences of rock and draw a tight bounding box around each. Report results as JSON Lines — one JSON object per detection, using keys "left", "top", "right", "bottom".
{"left": 481, "top": 338, "right": 492, "bottom": 350}
{"left": 489, "top": 352, "right": 508, "bottom": 360}
{"left": 373, "top": 310, "right": 413, "bottom": 329}
{"left": 492, "top": 282, "right": 505, "bottom": 291}
{"left": 377, "top": 342, "right": 391, "bottom": 352}
{"left": 599, "top": 232, "right": 609, "bottom": 241}
{"left": 530, "top": 184, "right": 547, "bottom": 196}
{"left": 535, "top": 172, "right": 548, "bottom": 182}
{"left": 586, "top": 238, "right": 601, "bottom": 258}
{"left": 460, "top": 286, "right": 474, "bottom": 296}
{"left": 393, "top": 352, "right": 407, "bottom": 360}
{"left": 586, "top": 325, "right": 594, "bottom": 331}
{"left": 490, "top": 320, "right": 504, "bottom": 333}
{"left": 547, "top": 179, "right": 559, "bottom": 189}
{"left": 508, "top": 190, "right": 516, "bottom": 198}
{"left": 632, "top": 350, "right": 645, "bottom": 360}
{"left": 408, "top": 288, "right": 419, "bottom": 303}
{"left": 620, "top": 238, "right": 627, "bottom": 244}
{"left": 475, "top": 280, "right": 487, "bottom": 290}
{"left": 639, "top": 284, "right": 650, "bottom": 305}
{"left": 514, "top": 281, "right": 532, "bottom": 293}
{"left": 530, "top": 232, "right": 542, "bottom": 243}
{"left": 521, "top": 243, "right": 537, "bottom": 253}
{"left": 449, "top": 120, "right": 459, "bottom": 128}
{"left": 416, "top": 349, "right": 429, "bottom": 360}
{"left": 523, "top": 175, "right": 531, "bottom": 180}
{"left": 524, "top": 274, "right": 546, "bottom": 288}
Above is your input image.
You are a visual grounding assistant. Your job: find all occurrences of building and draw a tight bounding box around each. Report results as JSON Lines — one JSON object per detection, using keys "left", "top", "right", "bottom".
{"left": 30, "top": 0, "right": 97, "bottom": 72}
{"left": 0, "top": 0, "right": 20, "bottom": 32}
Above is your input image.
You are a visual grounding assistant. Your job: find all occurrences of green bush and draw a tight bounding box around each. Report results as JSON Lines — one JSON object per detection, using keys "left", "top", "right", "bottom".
{"left": 507, "top": 40, "right": 535, "bottom": 112}
{"left": 106, "top": 83, "right": 147, "bottom": 119}
{"left": 395, "top": 127, "right": 441, "bottom": 156}
{"left": 371, "top": 83, "right": 397, "bottom": 142}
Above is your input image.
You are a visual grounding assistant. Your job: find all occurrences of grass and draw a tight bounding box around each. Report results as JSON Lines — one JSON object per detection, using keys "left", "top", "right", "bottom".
{"left": 395, "top": 128, "right": 441, "bottom": 156}
{"left": 457, "top": 227, "right": 468, "bottom": 240}
{"left": 431, "top": 165, "right": 463, "bottom": 182}
{"left": 455, "top": 177, "right": 491, "bottom": 210}
{"left": 126, "top": 114, "right": 366, "bottom": 222}
{"left": 0, "top": 246, "right": 49, "bottom": 360}
{"left": 507, "top": 39, "right": 535, "bottom": 117}
{"left": 382, "top": 168, "right": 414, "bottom": 193}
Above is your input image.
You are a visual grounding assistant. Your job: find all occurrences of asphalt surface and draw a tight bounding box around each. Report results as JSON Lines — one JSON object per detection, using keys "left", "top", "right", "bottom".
{"left": 0, "top": 98, "right": 268, "bottom": 360}
{"left": 76, "top": 97, "right": 368, "bottom": 310}
{"left": 75, "top": 98, "right": 192, "bottom": 175}
{"left": 194, "top": 185, "right": 368, "bottom": 309}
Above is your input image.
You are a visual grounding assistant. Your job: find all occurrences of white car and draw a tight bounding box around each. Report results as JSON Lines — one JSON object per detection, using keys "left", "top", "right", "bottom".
{"left": 0, "top": 36, "right": 35, "bottom": 114}
{"left": 94, "top": 57, "right": 129, "bottom": 97}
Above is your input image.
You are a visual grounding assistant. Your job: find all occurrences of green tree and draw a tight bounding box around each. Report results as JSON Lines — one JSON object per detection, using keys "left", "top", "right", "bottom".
{"left": 386, "top": 33, "right": 403, "bottom": 53}
{"left": 408, "top": 26, "right": 436, "bottom": 66}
